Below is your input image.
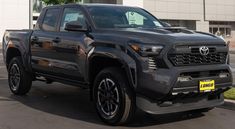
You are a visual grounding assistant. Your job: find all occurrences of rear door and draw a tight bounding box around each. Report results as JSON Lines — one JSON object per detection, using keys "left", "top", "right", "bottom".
{"left": 31, "top": 7, "right": 62, "bottom": 76}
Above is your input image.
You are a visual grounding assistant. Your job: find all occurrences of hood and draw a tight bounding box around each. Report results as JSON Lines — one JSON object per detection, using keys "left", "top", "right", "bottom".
{"left": 94, "top": 27, "right": 225, "bottom": 46}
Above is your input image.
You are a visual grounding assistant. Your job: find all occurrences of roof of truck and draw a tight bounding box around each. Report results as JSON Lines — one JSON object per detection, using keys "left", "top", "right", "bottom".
{"left": 44, "top": 3, "right": 139, "bottom": 9}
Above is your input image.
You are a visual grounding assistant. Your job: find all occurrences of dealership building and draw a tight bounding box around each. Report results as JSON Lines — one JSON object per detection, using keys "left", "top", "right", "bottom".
{"left": 1, "top": 0, "right": 235, "bottom": 46}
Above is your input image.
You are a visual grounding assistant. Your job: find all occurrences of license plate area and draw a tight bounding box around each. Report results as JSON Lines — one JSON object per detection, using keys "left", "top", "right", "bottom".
{"left": 199, "top": 80, "right": 215, "bottom": 92}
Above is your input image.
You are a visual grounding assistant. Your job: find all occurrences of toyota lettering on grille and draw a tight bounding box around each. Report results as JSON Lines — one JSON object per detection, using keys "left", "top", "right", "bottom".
{"left": 199, "top": 46, "right": 209, "bottom": 56}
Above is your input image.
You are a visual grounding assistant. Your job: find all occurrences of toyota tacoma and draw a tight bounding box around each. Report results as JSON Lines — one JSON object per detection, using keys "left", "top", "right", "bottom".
{"left": 2, "top": 4, "right": 233, "bottom": 125}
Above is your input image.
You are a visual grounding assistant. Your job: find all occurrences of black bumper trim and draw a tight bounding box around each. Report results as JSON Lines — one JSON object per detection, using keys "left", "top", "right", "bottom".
{"left": 136, "top": 94, "right": 224, "bottom": 114}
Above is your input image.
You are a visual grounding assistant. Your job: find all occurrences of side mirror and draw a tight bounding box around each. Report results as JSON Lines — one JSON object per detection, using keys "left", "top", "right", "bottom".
{"left": 64, "top": 21, "right": 87, "bottom": 32}
{"left": 161, "top": 22, "right": 171, "bottom": 27}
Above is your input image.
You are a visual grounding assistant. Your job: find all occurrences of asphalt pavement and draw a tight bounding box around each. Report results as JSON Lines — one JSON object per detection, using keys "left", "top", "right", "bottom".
{"left": 0, "top": 49, "right": 235, "bottom": 129}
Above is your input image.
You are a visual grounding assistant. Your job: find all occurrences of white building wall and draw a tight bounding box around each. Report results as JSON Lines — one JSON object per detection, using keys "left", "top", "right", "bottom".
{"left": 143, "top": 0, "right": 203, "bottom": 21}
{"left": 196, "top": 21, "right": 209, "bottom": 32}
{"left": 142, "top": 0, "right": 209, "bottom": 32}
{"left": 205, "top": 0, "right": 235, "bottom": 21}
{"left": 122, "top": 0, "right": 143, "bottom": 8}
{"left": 0, "top": 0, "right": 29, "bottom": 39}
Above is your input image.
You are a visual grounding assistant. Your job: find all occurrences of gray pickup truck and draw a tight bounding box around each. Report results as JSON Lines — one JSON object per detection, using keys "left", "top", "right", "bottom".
{"left": 2, "top": 4, "right": 233, "bottom": 125}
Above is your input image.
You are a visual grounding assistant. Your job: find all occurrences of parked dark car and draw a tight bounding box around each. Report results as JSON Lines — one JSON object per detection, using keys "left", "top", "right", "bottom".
{"left": 2, "top": 4, "right": 233, "bottom": 125}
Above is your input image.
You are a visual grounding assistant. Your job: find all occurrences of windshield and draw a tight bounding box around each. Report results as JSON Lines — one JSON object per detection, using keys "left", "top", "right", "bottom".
{"left": 87, "top": 6, "right": 163, "bottom": 29}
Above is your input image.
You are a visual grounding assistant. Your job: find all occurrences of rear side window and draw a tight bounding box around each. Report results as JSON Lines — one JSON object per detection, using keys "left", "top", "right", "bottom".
{"left": 42, "top": 8, "right": 60, "bottom": 31}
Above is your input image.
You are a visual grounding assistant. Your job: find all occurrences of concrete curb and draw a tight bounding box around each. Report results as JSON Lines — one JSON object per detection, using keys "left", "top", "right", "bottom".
{"left": 224, "top": 99, "right": 235, "bottom": 107}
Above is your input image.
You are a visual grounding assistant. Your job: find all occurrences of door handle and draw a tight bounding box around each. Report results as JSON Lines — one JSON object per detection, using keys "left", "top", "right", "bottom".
{"left": 52, "top": 37, "right": 61, "bottom": 43}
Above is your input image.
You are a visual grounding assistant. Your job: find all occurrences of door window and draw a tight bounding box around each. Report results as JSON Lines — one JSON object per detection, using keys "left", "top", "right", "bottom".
{"left": 42, "top": 8, "right": 60, "bottom": 31}
{"left": 60, "top": 8, "right": 86, "bottom": 31}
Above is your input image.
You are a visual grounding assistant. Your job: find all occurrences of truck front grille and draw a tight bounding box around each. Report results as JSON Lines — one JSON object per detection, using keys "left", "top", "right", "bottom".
{"left": 168, "top": 44, "right": 228, "bottom": 66}
{"left": 168, "top": 52, "right": 227, "bottom": 66}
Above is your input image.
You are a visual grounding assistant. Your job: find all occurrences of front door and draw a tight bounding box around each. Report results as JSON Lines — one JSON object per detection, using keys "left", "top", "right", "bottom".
{"left": 51, "top": 7, "right": 88, "bottom": 81}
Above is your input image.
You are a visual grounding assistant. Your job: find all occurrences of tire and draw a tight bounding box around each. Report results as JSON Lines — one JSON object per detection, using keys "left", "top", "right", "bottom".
{"left": 8, "top": 56, "right": 32, "bottom": 95}
{"left": 93, "top": 67, "right": 136, "bottom": 125}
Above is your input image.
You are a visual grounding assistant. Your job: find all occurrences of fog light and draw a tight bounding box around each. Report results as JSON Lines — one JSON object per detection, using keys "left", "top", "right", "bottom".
{"left": 177, "top": 76, "right": 192, "bottom": 82}
{"left": 219, "top": 73, "right": 229, "bottom": 78}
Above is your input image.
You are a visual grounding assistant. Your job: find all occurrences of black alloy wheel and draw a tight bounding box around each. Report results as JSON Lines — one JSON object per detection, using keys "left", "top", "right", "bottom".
{"left": 8, "top": 57, "right": 32, "bottom": 95}
{"left": 93, "top": 67, "right": 135, "bottom": 125}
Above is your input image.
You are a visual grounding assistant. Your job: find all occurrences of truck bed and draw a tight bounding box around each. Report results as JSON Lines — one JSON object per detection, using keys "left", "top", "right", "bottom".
{"left": 2, "top": 29, "right": 33, "bottom": 68}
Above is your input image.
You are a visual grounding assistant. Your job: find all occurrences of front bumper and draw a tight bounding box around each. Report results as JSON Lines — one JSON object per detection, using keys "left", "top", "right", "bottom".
{"left": 137, "top": 93, "right": 224, "bottom": 114}
{"left": 135, "top": 63, "right": 232, "bottom": 114}
{"left": 136, "top": 64, "right": 233, "bottom": 100}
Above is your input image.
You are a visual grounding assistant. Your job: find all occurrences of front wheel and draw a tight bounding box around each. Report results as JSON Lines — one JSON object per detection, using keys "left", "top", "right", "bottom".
{"left": 93, "top": 67, "right": 136, "bottom": 125}
{"left": 8, "top": 57, "right": 32, "bottom": 95}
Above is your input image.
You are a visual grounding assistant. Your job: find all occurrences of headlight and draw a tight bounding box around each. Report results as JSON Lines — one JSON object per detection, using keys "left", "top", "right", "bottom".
{"left": 129, "top": 43, "right": 163, "bottom": 56}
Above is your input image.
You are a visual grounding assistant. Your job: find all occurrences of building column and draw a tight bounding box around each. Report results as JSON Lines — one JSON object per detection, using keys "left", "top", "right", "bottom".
{"left": 196, "top": 21, "right": 209, "bottom": 32}
{"left": 195, "top": 0, "right": 209, "bottom": 33}
{"left": 29, "top": 0, "right": 33, "bottom": 29}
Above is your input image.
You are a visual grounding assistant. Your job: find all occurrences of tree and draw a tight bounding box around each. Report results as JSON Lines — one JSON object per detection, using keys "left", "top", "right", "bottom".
{"left": 41, "top": 0, "right": 81, "bottom": 5}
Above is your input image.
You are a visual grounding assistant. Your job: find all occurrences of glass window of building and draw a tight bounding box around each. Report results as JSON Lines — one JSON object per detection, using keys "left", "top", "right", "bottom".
{"left": 209, "top": 22, "right": 232, "bottom": 37}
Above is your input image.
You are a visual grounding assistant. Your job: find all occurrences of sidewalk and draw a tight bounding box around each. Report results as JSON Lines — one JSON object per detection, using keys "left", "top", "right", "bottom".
{"left": 229, "top": 48, "right": 235, "bottom": 54}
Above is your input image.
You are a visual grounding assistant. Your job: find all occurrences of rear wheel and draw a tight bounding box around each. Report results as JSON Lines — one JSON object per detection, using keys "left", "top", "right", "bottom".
{"left": 8, "top": 57, "right": 32, "bottom": 95}
{"left": 93, "top": 67, "right": 136, "bottom": 125}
